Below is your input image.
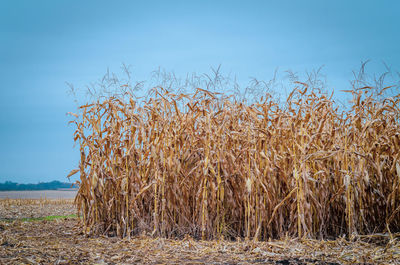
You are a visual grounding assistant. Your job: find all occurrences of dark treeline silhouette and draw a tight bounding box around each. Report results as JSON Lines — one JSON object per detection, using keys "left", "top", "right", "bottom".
{"left": 0, "top": 181, "right": 77, "bottom": 191}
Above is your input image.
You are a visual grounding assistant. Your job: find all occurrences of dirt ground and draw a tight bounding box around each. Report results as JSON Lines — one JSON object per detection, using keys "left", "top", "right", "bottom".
{"left": 0, "top": 199, "right": 399, "bottom": 265}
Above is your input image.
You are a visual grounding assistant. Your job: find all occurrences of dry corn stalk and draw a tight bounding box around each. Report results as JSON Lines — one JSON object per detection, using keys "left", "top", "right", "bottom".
{"left": 70, "top": 84, "right": 400, "bottom": 240}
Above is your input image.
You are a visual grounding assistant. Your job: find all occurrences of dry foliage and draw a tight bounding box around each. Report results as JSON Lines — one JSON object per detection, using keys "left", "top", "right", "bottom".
{"left": 70, "top": 82, "right": 400, "bottom": 240}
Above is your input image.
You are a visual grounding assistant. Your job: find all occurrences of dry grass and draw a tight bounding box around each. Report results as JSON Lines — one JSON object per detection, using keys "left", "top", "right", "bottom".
{"left": 70, "top": 82, "right": 400, "bottom": 240}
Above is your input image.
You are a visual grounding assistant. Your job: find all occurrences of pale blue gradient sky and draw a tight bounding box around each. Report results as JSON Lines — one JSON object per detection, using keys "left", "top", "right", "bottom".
{"left": 0, "top": 0, "right": 399, "bottom": 183}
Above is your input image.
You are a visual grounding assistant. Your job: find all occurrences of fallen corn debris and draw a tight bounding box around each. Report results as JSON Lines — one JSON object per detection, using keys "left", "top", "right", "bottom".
{"left": 1, "top": 218, "right": 399, "bottom": 264}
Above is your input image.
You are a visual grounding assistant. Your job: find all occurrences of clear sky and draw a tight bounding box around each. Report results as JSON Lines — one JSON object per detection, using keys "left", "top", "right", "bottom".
{"left": 1, "top": 0, "right": 399, "bottom": 183}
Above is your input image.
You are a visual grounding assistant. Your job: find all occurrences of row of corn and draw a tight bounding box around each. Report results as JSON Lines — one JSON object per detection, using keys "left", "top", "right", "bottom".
{"left": 71, "top": 84, "right": 400, "bottom": 239}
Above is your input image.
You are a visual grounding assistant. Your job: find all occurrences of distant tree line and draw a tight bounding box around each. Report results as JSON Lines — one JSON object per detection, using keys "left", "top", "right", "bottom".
{"left": 0, "top": 181, "right": 78, "bottom": 191}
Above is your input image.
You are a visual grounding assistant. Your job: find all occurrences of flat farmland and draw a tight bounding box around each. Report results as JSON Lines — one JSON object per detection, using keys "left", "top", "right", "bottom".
{"left": 0, "top": 189, "right": 77, "bottom": 199}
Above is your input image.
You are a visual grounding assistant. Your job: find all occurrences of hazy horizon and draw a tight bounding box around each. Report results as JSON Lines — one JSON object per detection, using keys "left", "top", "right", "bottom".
{"left": 1, "top": 0, "right": 399, "bottom": 184}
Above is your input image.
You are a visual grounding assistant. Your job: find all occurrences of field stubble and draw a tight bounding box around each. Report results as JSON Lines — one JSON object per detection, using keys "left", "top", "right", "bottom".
{"left": 1, "top": 199, "right": 400, "bottom": 264}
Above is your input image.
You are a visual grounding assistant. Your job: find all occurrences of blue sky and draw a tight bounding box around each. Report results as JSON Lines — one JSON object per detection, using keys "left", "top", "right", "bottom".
{"left": 0, "top": 0, "right": 399, "bottom": 183}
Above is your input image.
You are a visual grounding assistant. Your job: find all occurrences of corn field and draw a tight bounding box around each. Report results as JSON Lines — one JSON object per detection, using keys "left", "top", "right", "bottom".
{"left": 70, "top": 82, "right": 400, "bottom": 240}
